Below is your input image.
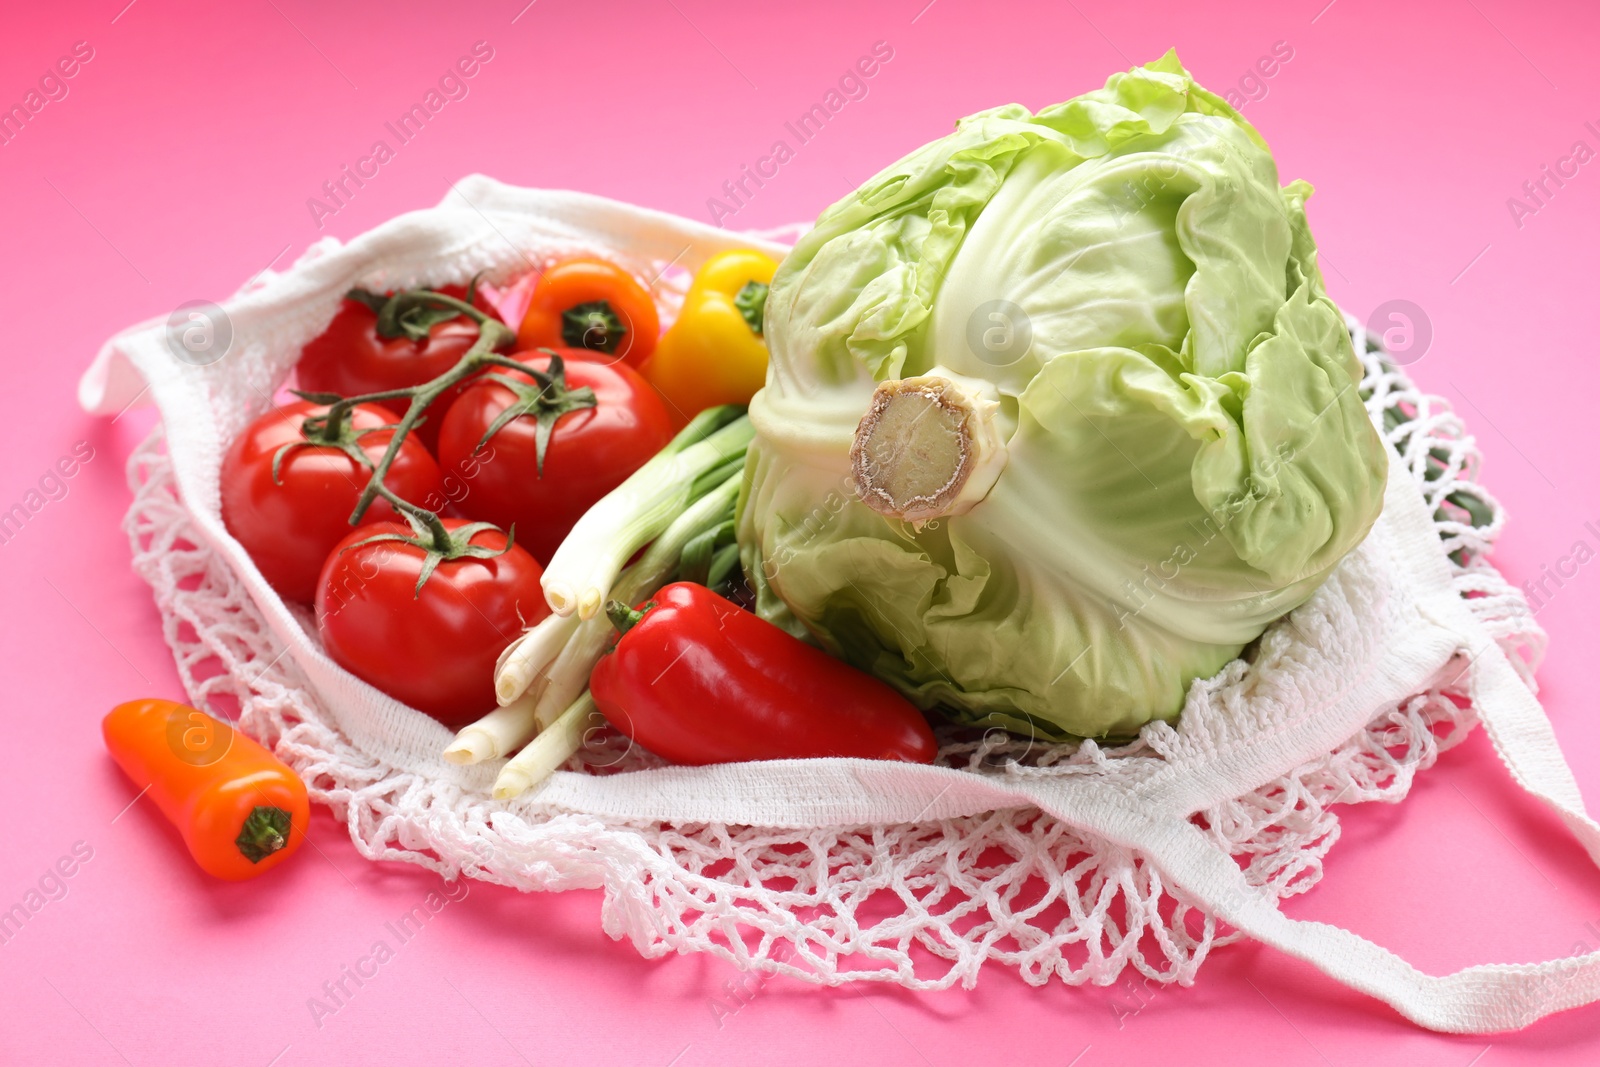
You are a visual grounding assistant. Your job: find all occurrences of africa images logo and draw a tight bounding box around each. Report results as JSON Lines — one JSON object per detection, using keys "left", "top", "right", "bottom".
{"left": 706, "top": 41, "right": 895, "bottom": 227}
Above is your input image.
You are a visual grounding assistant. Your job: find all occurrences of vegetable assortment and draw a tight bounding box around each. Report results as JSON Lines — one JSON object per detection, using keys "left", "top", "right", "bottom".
{"left": 458, "top": 405, "right": 755, "bottom": 792}
{"left": 209, "top": 52, "right": 1390, "bottom": 809}
{"left": 220, "top": 248, "right": 929, "bottom": 795}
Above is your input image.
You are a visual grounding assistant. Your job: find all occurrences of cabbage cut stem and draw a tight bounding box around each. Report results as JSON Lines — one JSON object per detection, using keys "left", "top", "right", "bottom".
{"left": 850, "top": 370, "right": 1009, "bottom": 523}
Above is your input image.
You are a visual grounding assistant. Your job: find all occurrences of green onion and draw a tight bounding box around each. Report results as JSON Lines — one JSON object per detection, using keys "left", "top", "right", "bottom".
{"left": 441, "top": 690, "right": 540, "bottom": 766}
{"left": 539, "top": 407, "right": 752, "bottom": 619}
{"left": 492, "top": 693, "right": 603, "bottom": 801}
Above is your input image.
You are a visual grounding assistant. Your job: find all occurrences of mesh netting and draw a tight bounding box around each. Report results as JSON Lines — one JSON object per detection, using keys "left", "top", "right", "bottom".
{"left": 120, "top": 302, "right": 1541, "bottom": 990}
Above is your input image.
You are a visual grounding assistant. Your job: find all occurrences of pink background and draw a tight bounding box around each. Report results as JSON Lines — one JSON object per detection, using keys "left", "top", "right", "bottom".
{"left": 4, "top": 0, "right": 1600, "bottom": 1062}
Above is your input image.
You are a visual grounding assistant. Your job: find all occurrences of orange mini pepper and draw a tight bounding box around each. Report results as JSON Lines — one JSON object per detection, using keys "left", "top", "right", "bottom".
{"left": 516, "top": 257, "right": 660, "bottom": 368}
{"left": 103, "top": 699, "right": 310, "bottom": 881}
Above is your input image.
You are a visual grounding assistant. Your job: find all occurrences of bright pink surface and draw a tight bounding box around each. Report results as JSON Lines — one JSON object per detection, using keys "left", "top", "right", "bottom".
{"left": 4, "top": 0, "right": 1599, "bottom": 1063}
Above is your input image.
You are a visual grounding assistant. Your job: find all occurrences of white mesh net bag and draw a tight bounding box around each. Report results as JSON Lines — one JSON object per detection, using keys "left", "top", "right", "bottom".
{"left": 79, "top": 176, "right": 1600, "bottom": 1033}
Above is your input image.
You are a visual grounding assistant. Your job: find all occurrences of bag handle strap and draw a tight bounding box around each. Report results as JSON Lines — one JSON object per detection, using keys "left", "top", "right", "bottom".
{"left": 1101, "top": 638, "right": 1600, "bottom": 1033}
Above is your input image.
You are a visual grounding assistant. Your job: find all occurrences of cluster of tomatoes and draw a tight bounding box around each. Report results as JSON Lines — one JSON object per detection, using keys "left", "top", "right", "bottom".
{"left": 219, "top": 257, "right": 757, "bottom": 726}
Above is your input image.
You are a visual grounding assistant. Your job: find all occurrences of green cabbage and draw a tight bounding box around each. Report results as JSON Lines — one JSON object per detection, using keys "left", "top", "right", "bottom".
{"left": 737, "top": 51, "right": 1388, "bottom": 740}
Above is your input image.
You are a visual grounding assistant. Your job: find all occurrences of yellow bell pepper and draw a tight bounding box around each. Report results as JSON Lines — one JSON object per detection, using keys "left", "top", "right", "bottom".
{"left": 642, "top": 249, "right": 779, "bottom": 424}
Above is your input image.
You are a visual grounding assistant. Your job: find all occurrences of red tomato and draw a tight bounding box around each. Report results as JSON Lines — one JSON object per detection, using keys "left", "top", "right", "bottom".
{"left": 435, "top": 349, "right": 674, "bottom": 565}
{"left": 221, "top": 401, "right": 444, "bottom": 603}
{"left": 315, "top": 519, "right": 549, "bottom": 726}
{"left": 296, "top": 285, "right": 504, "bottom": 450}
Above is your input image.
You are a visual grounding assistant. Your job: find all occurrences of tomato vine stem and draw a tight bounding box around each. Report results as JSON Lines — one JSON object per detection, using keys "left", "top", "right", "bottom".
{"left": 290, "top": 286, "right": 538, "bottom": 561}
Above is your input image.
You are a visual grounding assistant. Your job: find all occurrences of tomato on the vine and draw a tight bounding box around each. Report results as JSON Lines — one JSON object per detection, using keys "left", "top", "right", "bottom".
{"left": 436, "top": 348, "right": 674, "bottom": 565}
{"left": 315, "top": 519, "right": 548, "bottom": 725}
{"left": 221, "top": 400, "right": 443, "bottom": 603}
{"left": 297, "top": 284, "right": 505, "bottom": 450}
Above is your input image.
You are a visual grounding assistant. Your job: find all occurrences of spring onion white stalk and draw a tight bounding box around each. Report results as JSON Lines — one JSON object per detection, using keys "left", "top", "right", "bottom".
{"left": 493, "top": 610, "right": 582, "bottom": 706}
{"left": 442, "top": 689, "right": 540, "bottom": 765}
{"left": 540, "top": 408, "right": 753, "bottom": 619}
{"left": 529, "top": 630, "right": 602, "bottom": 732}
{"left": 492, "top": 692, "right": 602, "bottom": 800}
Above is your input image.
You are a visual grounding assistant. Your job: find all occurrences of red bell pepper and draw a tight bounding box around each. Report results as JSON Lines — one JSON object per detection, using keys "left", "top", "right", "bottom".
{"left": 589, "top": 582, "right": 938, "bottom": 766}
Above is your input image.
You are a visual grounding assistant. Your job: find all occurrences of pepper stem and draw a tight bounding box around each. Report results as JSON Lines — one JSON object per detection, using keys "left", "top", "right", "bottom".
{"left": 561, "top": 300, "right": 626, "bottom": 353}
{"left": 604, "top": 599, "right": 652, "bottom": 637}
{"left": 236, "top": 806, "right": 292, "bottom": 863}
{"left": 733, "top": 280, "right": 768, "bottom": 336}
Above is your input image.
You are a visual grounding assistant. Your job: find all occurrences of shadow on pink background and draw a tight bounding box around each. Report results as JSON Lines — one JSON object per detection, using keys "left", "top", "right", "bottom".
{"left": 3, "top": 0, "right": 1600, "bottom": 1063}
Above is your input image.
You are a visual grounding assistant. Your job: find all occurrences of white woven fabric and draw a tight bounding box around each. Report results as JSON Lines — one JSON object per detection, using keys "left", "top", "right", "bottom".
{"left": 81, "top": 177, "right": 1588, "bottom": 1033}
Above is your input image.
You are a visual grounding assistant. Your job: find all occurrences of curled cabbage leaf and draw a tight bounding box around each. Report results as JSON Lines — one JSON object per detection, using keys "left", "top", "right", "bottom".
{"left": 737, "top": 51, "right": 1388, "bottom": 739}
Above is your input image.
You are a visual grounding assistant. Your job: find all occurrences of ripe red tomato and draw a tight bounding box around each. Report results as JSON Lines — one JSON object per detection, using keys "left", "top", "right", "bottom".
{"left": 314, "top": 519, "right": 549, "bottom": 725}
{"left": 435, "top": 349, "right": 674, "bottom": 565}
{"left": 296, "top": 285, "right": 503, "bottom": 450}
{"left": 221, "top": 401, "right": 444, "bottom": 603}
